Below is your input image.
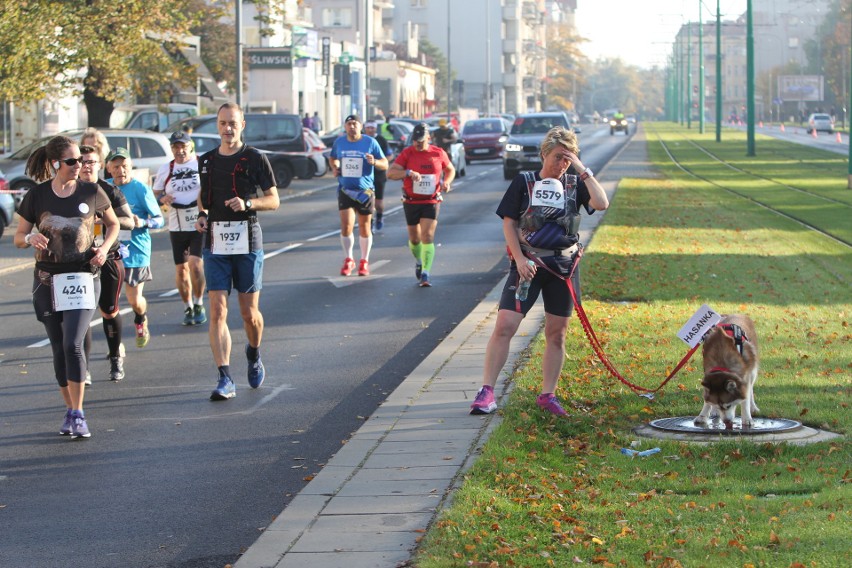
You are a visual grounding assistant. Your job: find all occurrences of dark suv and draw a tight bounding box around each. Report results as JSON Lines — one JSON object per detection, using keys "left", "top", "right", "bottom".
{"left": 167, "top": 113, "right": 309, "bottom": 187}
{"left": 502, "top": 112, "right": 572, "bottom": 180}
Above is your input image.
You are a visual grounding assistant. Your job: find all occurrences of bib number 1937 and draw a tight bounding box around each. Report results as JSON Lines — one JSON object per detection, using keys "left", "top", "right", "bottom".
{"left": 211, "top": 221, "right": 249, "bottom": 255}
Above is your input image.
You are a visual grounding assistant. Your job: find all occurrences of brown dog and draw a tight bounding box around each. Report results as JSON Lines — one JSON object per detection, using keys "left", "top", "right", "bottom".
{"left": 694, "top": 314, "right": 760, "bottom": 429}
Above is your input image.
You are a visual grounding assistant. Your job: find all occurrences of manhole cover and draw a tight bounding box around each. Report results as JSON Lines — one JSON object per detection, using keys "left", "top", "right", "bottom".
{"left": 649, "top": 416, "right": 802, "bottom": 435}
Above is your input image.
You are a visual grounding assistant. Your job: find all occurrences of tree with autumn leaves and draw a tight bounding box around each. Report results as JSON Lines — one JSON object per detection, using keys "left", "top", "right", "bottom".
{"left": 0, "top": 0, "right": 247, "bottom": 126}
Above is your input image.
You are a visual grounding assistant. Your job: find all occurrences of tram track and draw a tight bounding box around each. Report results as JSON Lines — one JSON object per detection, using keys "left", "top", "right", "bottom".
{"left": 646, "top": 124, "right": 852, "bottom": 249}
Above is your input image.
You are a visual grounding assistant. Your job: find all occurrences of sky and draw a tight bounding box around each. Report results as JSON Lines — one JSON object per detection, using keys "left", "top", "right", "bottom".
{"left": 573, "top": 0, "right": 747, "bottom": 68}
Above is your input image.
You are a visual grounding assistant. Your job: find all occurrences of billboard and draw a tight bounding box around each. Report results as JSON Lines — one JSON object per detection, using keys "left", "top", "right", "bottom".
{"left": 777, "top": 75, "right": 824, "bottom": 102}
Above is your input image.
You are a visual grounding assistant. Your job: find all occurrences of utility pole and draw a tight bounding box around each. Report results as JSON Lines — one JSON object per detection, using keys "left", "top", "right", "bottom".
{"left": 716, "top": 0, "right": 722, "bottom": 141}
{"left": 447, "top": 0, "right": 452, "bottom": 122}
{"left": 847, "top": 2, "right": 852, "bottom": 188}
{"left": 747, "top": 0, "right": 755, "bottom": 156}
{"left": 236, "top": 0, "right": 243, "bottom": 106}
{"left": 687, "top": 21, "right": 692, "bottom": 129}
{"left": 485, "top": 0, "right": 491, "bottom": 116}
{"left": 699, "top": 2, "right": 705, "bottom": 134}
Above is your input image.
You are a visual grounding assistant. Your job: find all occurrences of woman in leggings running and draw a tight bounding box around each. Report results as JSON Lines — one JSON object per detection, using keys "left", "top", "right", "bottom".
{"left": 14, "top": 136, "right": 119, "bottom": 439}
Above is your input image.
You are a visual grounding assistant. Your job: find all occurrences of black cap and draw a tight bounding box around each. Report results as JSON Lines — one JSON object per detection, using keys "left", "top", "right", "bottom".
{"left": 412, "top": 123, "right": 428, "bottom": 142}
{"left": 344, "top": 114, "right": 361, "bottom": 124}
{"left": 169, "top": 131, "right": 192, "bottom": 145}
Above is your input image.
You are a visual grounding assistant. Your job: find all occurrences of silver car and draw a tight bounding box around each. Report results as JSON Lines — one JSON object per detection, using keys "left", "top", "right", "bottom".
{"left": 807, "top": 113, "right": 834, "bottom": 134}
{"left": 0, "top": 129, "right": 173, "bottom": 209}
{"left": 0, "top": 169, "right": 15, "bottom": 238}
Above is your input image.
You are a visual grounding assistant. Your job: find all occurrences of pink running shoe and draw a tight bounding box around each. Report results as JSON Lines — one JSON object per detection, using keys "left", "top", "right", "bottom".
{"left": 536, "top": 393, "right": 568, "bottom": 416}
{"left": 470, "top": 386, "right": 497, "bottom": 415}
{"left": 340, "top": 257, "right": 355, "bottom": 276}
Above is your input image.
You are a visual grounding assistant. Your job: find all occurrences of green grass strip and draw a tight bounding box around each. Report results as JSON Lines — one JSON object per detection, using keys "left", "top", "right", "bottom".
{"left": 413, "top": 123, "right": 851, "bottom": 568}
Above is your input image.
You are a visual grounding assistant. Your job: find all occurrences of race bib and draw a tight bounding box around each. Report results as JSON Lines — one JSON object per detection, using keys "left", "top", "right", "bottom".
{"left": 530, "top": 178, "right": 564, "bottom": 208}
{"left": 341, "top": 157, "right": 363, "bottom": 178}
{"left": 413, "top": 174, "right": 437, "bottom": 195}
{"left": 169, "top": 205, "right": 199, "bottom": 231}
{"left": 118, "top": 229, "right": 132, "bottom": 242}
{"left": 211, "top": 221, "right": 249, "bottom": 255}
{"left": 52, "top": 272, "right": 95, "bottom": 312}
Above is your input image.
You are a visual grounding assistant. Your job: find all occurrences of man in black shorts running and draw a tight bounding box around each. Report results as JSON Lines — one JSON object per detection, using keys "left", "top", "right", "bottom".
{"left": 80, "top": 144, "right": 134, "bottom": 382}
{"left": 154, "top": 131, "right": 207, "bottom": 326}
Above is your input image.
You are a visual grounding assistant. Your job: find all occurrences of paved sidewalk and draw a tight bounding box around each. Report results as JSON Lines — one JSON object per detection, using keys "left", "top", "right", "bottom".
{"left": 234, "top": 131, "right": 656, "bottom": 568}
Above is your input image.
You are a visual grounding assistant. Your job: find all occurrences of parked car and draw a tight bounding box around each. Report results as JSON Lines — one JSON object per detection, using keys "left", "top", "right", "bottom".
{"left": 187, "top": 132, "right": 309, "bottom": 189}
{"left": 402, "top": 126, "right": 467, "bottom": 178}
{"left": 167, "top": 113, "right": 305, "bottom": 153}
{"left": 807, "top": 113, "right": 834, "bottom": 134}
{"left": 170, "top": 113, "right": 311, "bottom": 186}
{"left": 0, "top": 169, "right": 15, "bottom": 238}
{"left": 321, "top": 120, "right": 412, "bottom": 159}
{"left": 301, "top": 128, "right": 330, "bottom": 177}
{"left": 461, "top": 118, "right": 510, "bottom": 161}
{"left": 502, "top": 112, "right": 572, "bottom": 180}
{"left": 110, "top": 103, "right": 198, "bottom": 132}
{"left": 0, "top": 129, "right": 173, "bottom": 209}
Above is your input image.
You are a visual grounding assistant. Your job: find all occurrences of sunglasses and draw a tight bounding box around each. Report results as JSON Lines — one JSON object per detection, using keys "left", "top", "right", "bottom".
{"left": 58, "top": 157, "right": 83, "bottom": 167}
{"left": 81, "top": 159, "right": 99, "bottom": 167}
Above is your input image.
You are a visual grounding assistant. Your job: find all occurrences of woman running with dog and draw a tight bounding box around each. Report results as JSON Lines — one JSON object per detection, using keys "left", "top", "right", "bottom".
{"left": 14, "top": 135, "right": 120, "bottom": 438}
{"left": 469, "top": 126, "right": 609, "bottom": 417}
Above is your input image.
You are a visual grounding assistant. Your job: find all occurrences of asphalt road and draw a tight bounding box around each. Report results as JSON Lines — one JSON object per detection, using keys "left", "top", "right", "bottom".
{"left": 0, "top": 125, "right": 628, "bottom": 568}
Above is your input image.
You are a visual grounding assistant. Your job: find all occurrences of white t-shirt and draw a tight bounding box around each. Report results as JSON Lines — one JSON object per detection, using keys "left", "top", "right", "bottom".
{"left": 154, "top": 158, "right": 201, "bottom": 232}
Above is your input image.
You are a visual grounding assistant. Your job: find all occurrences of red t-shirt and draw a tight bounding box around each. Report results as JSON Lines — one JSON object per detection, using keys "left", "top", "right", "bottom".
{"left": 395, "top": 145, "right": 451, "bottom": 204}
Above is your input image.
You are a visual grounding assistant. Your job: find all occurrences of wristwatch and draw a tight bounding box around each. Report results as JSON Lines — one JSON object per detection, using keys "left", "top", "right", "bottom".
{"left": 580, "top": 167, "right": 594, "bottom": 181}
{"left": 245, "top": 199, "right": 252, "bottom": 211}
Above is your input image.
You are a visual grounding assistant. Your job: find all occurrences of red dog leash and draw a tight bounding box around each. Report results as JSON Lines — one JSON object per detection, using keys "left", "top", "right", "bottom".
{"left": 526, "top": 248, "right": 700, "bottom": 399}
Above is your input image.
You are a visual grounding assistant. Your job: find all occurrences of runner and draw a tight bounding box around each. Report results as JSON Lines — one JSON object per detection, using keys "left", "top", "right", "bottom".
{"left": 329, "top": 114, "right": 388, "bottom": 276}
{"left": 106, "top": 148, "right": 164, "bottom": 349}
{"left": 387, "top": 123, "right": 455, "bottom": 287}
{"left": 153, "top": 131, "right": 207, "bottom": 326}
{"left": 14, "top": 135, "right": 119, "bottom": 438}
{"left": 80, "top": 144, "right": 135, "bottom": 382}
{"left": 363, "top": 121, "right": 391, "bottom": 232}
{"left": 196, "top": 102, "right": 280, "bottom": 401}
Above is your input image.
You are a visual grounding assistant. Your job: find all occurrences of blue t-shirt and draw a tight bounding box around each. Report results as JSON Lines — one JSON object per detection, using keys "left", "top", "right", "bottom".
{"left": 110, "top": 177, "right": 164, "bottom": 268}
{"left": 330, "top": 135, "right": 385, "bottom": 192}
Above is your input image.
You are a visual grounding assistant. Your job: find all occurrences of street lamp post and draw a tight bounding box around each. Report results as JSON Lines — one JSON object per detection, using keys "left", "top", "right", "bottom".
{"left": 716, "top": 0, "right": 722, "bottom": 142}
{"left": 746, "top": 0, "right": 755, "bottom": 156}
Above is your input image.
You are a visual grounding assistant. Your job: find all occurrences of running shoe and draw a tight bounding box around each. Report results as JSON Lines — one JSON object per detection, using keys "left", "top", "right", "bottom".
{"left": 109, "top": 356, "right": 125, "bottom": 381}
{"left": 70, "top": 410, "right": 91, "bottom": 439}
{"left": 375, "top": 217, "right": 384, "bottom": 232}
{"left": 182, "top": 307, "right": 194, "bottom": 326}
{"left": 470, "top": 386, "right": 497, "bottom": 415}
{"left": 358, "top": 259, "right": 370, "bottom": 276}
{"left": 419, "top": 272, "right": 432, "bottom": 287}
{"left": 210, "top": 375, "right": 236, "bottom": 400}
{"left": 84, "top": 371, "right": 92, "bottom": 386}
{"left": 246, "top": 344, "right": 266, "bottom": 389}
{"left": 135, "top": 321, "right": 150, "bottom": 348}
{"left": 536, "top": 393, "right": 568, "bottom": 417}
{"left": 340, "top": 257, "right": 355, "bottom": 276}
{"left": 192, "top": 304, "right": 207, "bottom": 325}
{"left": 59, "top": 409, "right": 73, "bottom": 435}
{"left": 415, "top": 261, "right": 422, "bottom": 281}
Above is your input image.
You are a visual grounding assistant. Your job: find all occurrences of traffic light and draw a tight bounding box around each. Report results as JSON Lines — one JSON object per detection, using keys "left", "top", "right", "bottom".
{"left": 333, "top": 64, "right": 351, "bottom": 95}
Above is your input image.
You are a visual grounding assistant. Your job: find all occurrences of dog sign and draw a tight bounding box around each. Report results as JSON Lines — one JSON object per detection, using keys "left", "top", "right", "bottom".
{"left": 677, "top": 304, "right": 722, "bottom": 348}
